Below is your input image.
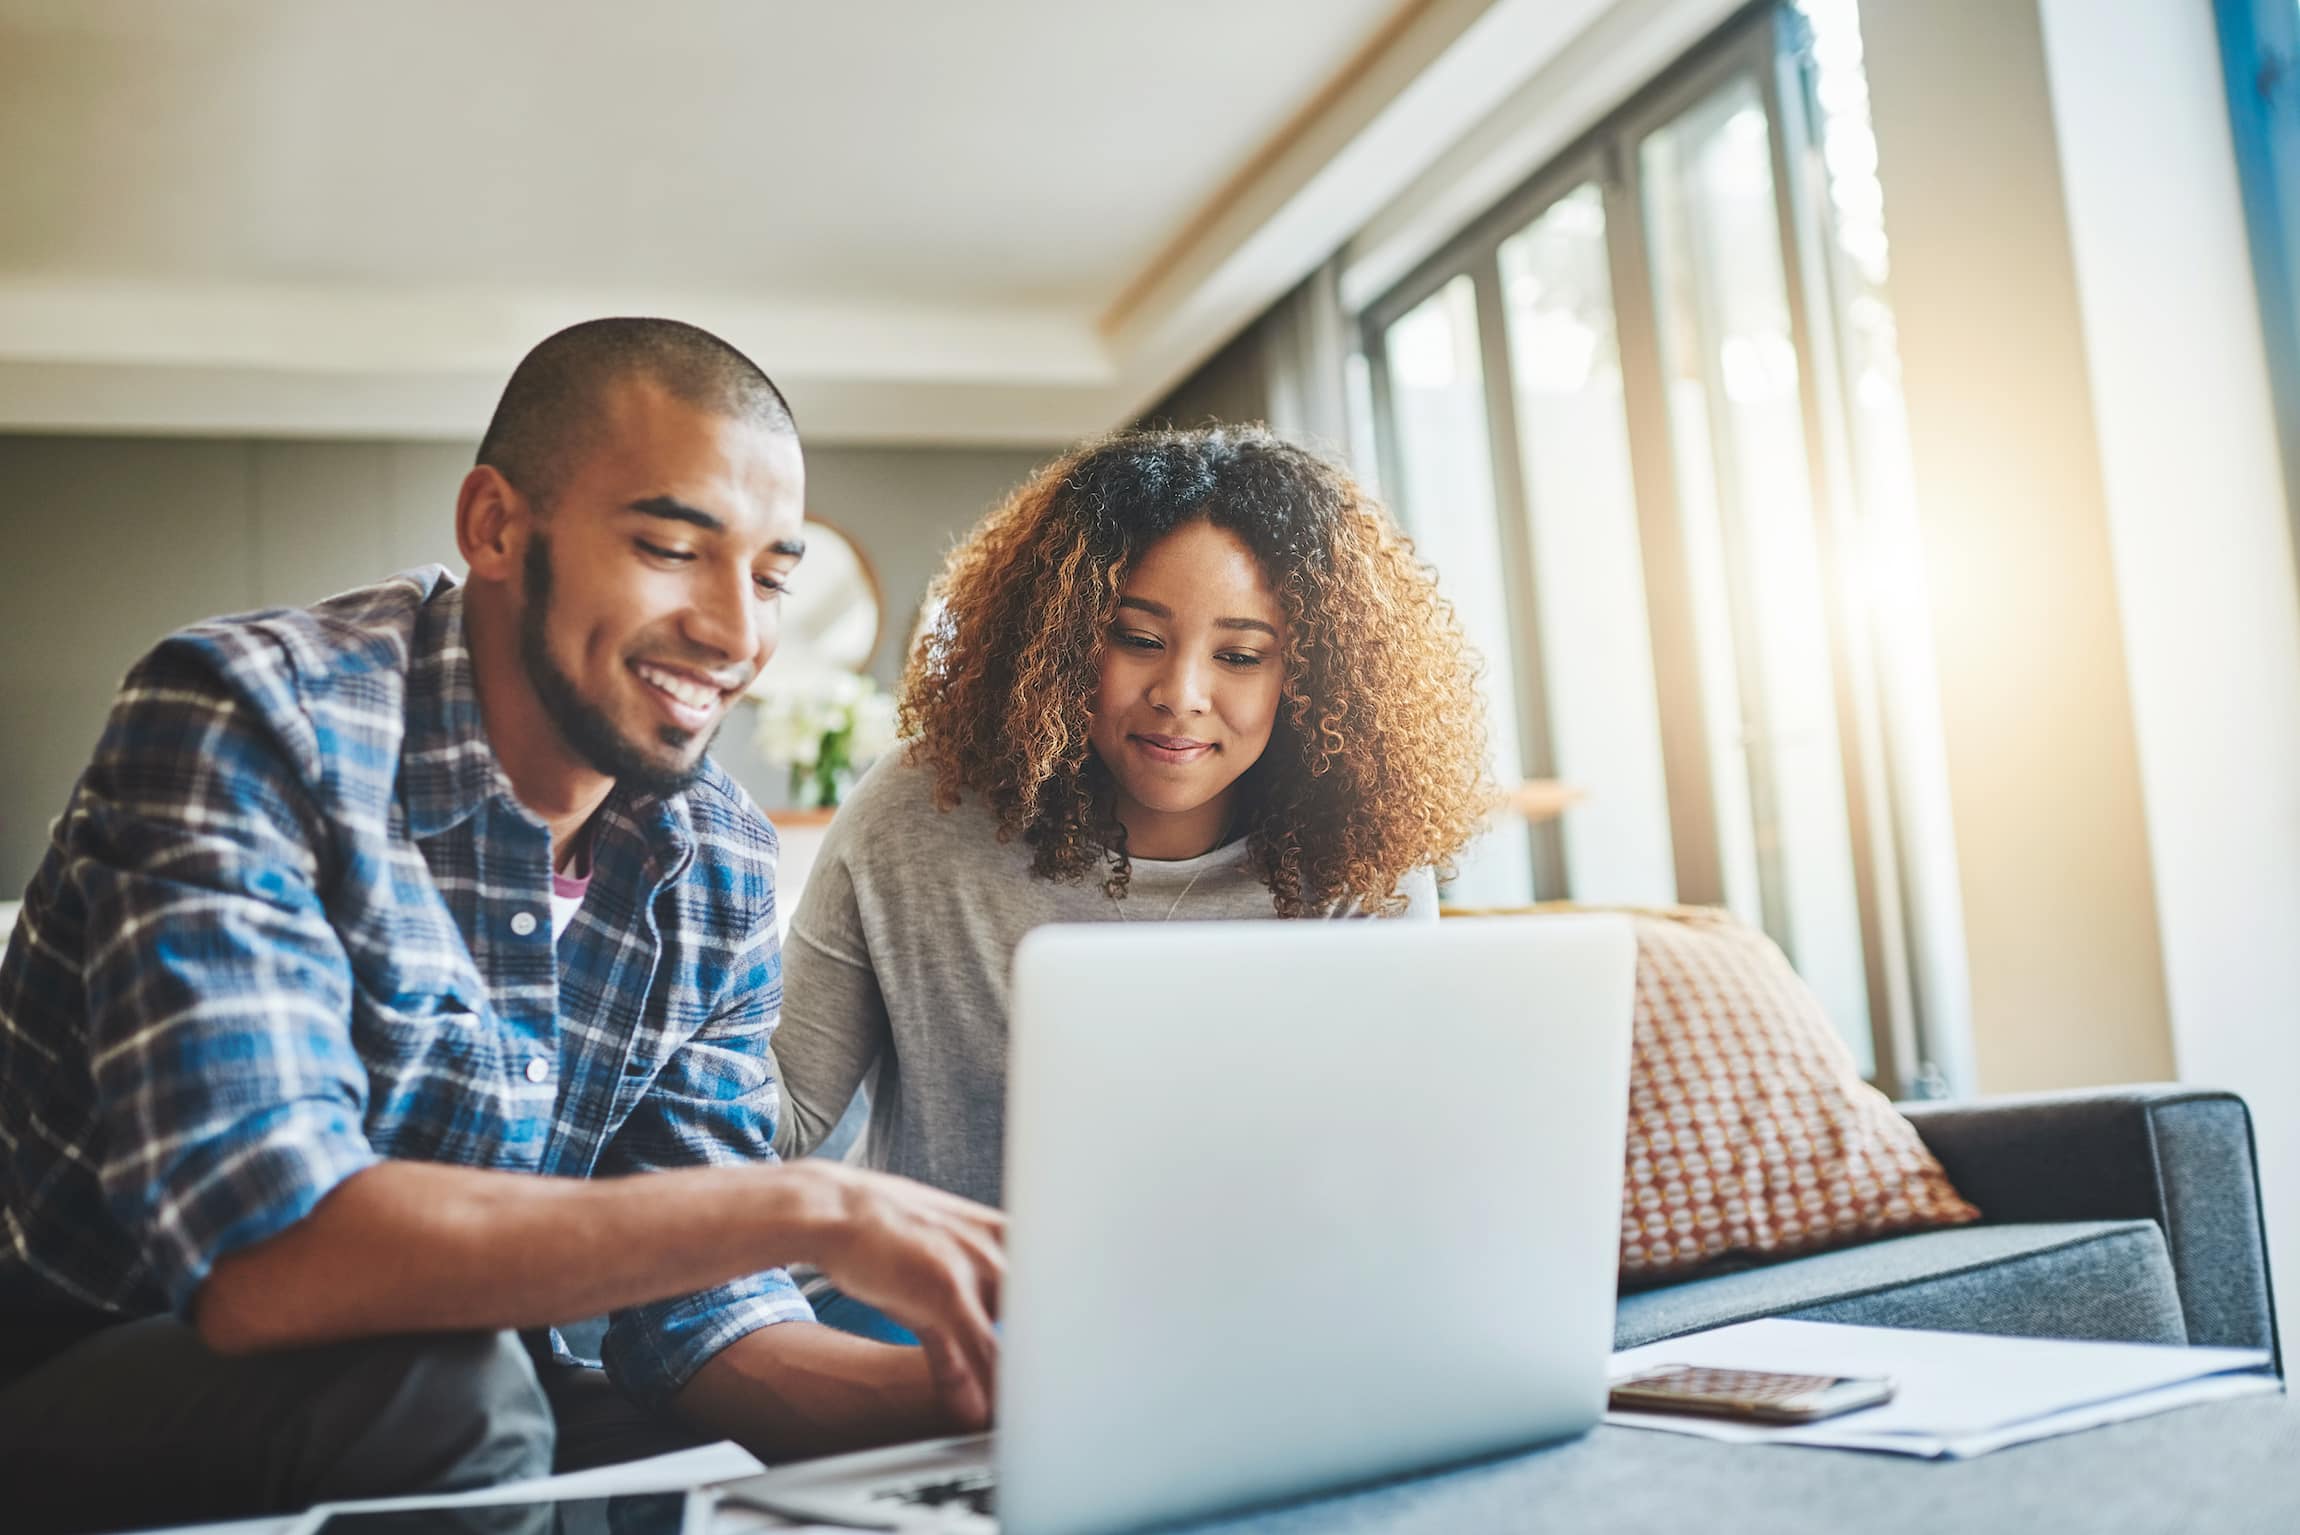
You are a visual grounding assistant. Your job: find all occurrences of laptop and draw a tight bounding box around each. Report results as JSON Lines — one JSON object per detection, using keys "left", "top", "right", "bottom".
{"left": 719, "top": 913, "right": 1637, "bottom": 1534}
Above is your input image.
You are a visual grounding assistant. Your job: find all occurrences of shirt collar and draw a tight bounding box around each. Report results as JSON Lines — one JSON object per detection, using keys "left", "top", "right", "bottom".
{"left": 398, "top": 578, "right": 698, "bottom": 885}
{"left": 400, "top": 577, "right": 508, "bottom": 840}
{"left": 594, "top": 784, "right": 697, "bottom": 896}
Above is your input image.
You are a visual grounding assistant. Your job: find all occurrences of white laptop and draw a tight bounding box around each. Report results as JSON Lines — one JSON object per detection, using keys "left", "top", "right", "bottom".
{"left": 718, "top": 914, "right": 1637, "bottom": 1534}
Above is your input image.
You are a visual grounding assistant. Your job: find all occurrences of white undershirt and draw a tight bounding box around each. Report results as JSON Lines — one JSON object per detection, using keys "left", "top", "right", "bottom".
{"left": 549, "top": 885, "right": 585, "bottom": 939}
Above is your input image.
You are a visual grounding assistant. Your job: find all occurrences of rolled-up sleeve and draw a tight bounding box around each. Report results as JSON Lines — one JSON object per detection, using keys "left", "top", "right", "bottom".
{"left": 74, "top": 641, "right": 379, "bottom": 1316}
{"left": 598, "top": 916, "right": 814, "bottom": 1410}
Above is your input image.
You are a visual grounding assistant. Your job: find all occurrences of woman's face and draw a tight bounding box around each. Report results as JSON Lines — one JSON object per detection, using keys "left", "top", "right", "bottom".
{"left": 1087, "top": 520, "right": 1289, "bottom": 860}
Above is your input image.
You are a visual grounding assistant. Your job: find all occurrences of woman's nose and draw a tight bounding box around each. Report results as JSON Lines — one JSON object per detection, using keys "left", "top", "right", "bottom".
{"left": 1148, "top": 652, "right": 1212, "bottom": 715}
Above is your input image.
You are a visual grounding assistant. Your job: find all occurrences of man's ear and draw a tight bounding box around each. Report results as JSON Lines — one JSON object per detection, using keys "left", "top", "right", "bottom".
{"left": 457, "top": 465, "right": 530, "bottom": 583}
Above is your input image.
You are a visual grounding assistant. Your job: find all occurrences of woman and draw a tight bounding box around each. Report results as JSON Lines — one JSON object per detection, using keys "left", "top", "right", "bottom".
{"left": 772, "top": 425, "right": 1492, "bottom": 1338}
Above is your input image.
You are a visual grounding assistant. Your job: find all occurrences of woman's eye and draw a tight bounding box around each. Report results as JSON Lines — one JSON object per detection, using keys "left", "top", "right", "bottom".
{"left": 1219, "top": 651, "right": 1264, "bottom": 668}
{"left": 1116, "top": 632, "right": 1162, "bottom": 651}
{"left": 636, "top": 539, "right": 694, "bottom": 563}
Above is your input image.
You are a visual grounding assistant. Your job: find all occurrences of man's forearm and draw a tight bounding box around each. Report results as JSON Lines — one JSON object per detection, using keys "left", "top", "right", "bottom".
{"left": 675, "top": 1321, "right": 958, "bottom": 1461}
{"left": 195, "top": 1158, "right": 842, "bottom": 1353}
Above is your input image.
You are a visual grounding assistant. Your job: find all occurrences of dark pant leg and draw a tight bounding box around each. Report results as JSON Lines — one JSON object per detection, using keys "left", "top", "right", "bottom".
{"left": 0, "top": 1316, "right": 555, "bottom": 1535}
{"left": 533, "top": 1357, "right": 708, "bottom": 1473}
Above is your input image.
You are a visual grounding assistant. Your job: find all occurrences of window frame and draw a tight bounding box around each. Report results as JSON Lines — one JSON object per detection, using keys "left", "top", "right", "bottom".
{"left": 1360, "top": 1, "right": 1925, "bottom": 1094}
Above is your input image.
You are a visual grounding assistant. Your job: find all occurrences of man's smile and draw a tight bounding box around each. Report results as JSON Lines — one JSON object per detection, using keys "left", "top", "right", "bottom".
{"left": 633, "top": 659, "right": 742, "bottom": 732}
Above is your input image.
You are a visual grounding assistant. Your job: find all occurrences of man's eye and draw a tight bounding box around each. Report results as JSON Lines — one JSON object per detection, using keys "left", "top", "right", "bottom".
{"left": 636, "top": 539, "right": 694, "bottom": 563}
{"left": 755, "top": 572, "right": 793, "bottom": 599}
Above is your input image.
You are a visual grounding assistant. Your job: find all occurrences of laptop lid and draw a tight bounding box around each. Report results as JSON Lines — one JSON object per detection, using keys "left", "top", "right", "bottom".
{"left": 996, "top": 913, "right": 1636, "bottom": 1535}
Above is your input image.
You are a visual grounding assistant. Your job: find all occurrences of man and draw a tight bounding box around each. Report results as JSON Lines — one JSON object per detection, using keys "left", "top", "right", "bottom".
{"left": 0, "top": 319, "right": 1003, "bottom": 1530}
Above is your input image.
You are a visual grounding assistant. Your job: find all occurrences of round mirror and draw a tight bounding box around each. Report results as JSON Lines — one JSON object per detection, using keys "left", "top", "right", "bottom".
{"left": 765, "top": 516, "right": 882, "bottom": 682}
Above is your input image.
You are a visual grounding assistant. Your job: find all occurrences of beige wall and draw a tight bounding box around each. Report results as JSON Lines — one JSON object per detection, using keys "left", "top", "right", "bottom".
{"left": 1858, "top": 0, "right": 2175, "bottom": 1093}
{"left": 2036, "top": 0, "right": 2300, "bottom": 1351}
{"left": 0, "top": 434, "right": 1045, "bottom": 888}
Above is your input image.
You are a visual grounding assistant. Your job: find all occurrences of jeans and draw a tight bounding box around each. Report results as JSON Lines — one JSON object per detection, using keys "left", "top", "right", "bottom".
{"left": 0, "top": 1316, "right": 699, "bottom": 1534}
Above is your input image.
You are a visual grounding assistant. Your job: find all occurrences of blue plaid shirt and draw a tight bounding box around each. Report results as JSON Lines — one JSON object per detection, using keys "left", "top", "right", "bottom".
{"left": 0, "top": 568, "right": 813, "bottom": 1406}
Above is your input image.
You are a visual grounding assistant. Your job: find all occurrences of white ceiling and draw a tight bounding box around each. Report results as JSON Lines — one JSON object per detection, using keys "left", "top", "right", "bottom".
{"left": 0, "top": 0, "right": 1663, "bottom": 444}
{"left": 0, "top": 0, "right": 1407, "bottom": 303}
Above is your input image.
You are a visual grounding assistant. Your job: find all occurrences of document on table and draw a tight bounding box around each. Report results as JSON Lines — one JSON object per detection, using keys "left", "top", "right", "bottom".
{"left": 1606, "top": 1318, "right": 2282, "bottom": 1459}
{"left": 272, "top": 1442, "right": 767, "bottom": 1534}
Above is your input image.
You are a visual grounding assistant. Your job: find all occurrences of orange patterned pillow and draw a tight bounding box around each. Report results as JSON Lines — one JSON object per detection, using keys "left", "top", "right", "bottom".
{"left": 1610, "top": 907, "right": 1979, "bottom": 1282}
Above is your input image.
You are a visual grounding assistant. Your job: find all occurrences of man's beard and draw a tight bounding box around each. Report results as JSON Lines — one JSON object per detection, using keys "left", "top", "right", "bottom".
{"left": 520, "top": 533, "right": 718, "bottom": 797}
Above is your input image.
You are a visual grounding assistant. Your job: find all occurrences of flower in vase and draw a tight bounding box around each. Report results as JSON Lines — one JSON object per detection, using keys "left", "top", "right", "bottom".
{"left": 749, "top": 668, "right": 900, "bottom": 808}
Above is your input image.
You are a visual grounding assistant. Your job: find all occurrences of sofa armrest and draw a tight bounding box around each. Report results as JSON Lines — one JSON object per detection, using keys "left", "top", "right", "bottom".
{"left": 1899, "top": 1085, "right": 2280, "bottom": 1366}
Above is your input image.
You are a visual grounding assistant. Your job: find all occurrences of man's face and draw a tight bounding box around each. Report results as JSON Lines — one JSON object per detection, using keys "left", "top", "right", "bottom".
{"left": 517, "top": 377, "right": 805, "bottom": 796}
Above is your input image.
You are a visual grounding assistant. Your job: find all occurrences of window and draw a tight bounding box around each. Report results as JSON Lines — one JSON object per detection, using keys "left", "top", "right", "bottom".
{"left": 1380, "top": 277, "right": 1539, "bottom": 904}
{"left": 1497, "top": 186, "right": 1676, "bottom": 907}
{"left": 1363, "top": 1, "right": 1957, "bottom": 1092}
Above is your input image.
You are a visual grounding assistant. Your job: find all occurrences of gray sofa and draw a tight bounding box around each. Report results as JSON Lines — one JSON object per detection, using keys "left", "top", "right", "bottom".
{"left": 569, "top": 1086, "right": 2282, "bottom": 1380}
{"left": 1614, "top": 1084, "right": 2283, "bottom": 1374}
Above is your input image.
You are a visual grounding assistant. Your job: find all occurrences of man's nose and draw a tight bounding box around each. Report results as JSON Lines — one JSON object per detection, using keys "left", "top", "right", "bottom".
{"left": 684, "top": 561, "right": 762, "bottom": 668}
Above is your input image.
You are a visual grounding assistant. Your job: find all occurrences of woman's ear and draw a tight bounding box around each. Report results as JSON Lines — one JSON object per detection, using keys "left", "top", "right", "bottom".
{"left": 456, "top": 465, "right": 529, "bottom": 583}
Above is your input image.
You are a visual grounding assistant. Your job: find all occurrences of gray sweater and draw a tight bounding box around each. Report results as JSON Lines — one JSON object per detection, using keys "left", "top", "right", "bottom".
{"left": 770, "top": 750, "right": 1436, "bottom": 1206}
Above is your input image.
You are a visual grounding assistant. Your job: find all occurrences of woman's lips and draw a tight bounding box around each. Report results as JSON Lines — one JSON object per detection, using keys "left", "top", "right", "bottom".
{"left": 1130, "top": 732, "right": 1215, "bottom": 765}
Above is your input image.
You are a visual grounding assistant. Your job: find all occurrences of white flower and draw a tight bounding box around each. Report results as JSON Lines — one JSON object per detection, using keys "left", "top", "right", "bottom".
{"left": 750, "top": 682, "right": 833, "bottom": 766}
{"left": 750, "top": 667, "right": 900, "bottom": 774}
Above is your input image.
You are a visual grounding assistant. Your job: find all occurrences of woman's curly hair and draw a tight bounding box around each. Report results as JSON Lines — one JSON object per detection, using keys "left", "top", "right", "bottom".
{"left": 900, "top": 425, "right": 1495, "bottom": 916}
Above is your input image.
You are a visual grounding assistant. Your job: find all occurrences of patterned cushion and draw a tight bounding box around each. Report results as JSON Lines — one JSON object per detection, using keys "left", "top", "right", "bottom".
{"left": 1612, "top": 907, "right": 1979, "bottom": 1282}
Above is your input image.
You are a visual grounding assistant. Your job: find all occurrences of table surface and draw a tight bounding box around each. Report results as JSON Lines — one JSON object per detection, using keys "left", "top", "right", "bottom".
{"left": 1162, "top": 1395, "right": 2299, "bottom": 1535}
{"left": 139, "top": 1394, "right": 2297, "bottom": 1535}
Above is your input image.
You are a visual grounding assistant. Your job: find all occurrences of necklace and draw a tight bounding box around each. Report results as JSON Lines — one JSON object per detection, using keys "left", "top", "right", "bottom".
{"left": 1113, "top": 865, "right": 1208, "bottom": 922}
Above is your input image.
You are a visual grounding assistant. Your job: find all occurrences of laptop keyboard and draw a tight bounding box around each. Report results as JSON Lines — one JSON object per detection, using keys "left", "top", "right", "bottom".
{"left": 872, "top": 1468, "right": 997, "bottom": 1517}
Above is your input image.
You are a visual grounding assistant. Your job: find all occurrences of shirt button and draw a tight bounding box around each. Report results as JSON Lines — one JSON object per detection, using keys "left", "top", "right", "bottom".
{"left": 510, "top": 911, "right": 539, "bottom": 937}
{"left": 525, "top": 1057, "right": 552, "bottom": 1084}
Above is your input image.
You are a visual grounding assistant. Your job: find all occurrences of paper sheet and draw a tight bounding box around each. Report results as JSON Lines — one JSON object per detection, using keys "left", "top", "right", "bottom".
{"left": 271, "top": 1442, "right": 767, "bottom": 1534}
{"left": 1605, "top": 1318, "right": 2282, "bottom": 1458}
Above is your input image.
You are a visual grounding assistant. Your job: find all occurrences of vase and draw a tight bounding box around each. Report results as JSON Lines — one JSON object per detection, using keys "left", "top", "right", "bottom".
{"left": 790, "top": 760, "right": 854, "bottom": 810}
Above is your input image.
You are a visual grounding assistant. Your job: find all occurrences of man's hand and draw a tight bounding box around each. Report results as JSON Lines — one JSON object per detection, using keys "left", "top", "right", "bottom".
{"left": 192, "top": 1155, "right": 1004, "bottom": 1447}
{"left": 782, "top": 1162, "right": 1006, "bottom": 1430}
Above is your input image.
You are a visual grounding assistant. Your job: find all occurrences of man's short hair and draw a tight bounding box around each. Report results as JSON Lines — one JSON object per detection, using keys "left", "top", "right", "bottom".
{"left": 475, "top": 317, "right": 797, "bottom": 508}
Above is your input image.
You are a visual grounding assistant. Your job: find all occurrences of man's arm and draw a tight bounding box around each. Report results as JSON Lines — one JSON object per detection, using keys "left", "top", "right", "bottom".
{"left": 675, "top": 1322, "right": 960, "bottom": 1462}
{"left": 583, "top": 849, "right": 1000, "bottom": 1448}
{"left": 193, "top": 1157, "right": 815, "bottom": 1350}
{"left": 193, "top": 1160, "right": 1003, "bottom": 1464}
{"left": 75, "top": 634, "right": 384, "bottom": 1324}
{"left": 191, "top": 1154, "right": 1007, "bottom": 1367}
